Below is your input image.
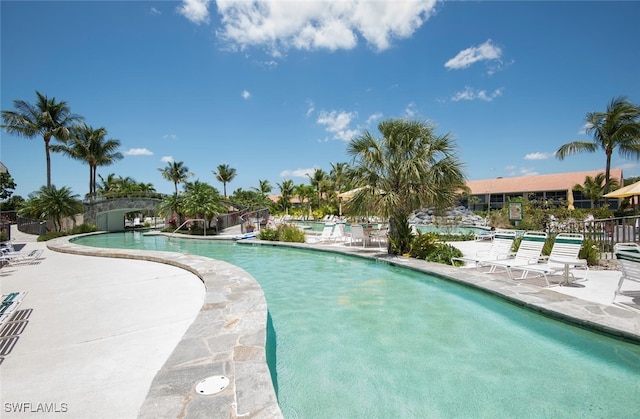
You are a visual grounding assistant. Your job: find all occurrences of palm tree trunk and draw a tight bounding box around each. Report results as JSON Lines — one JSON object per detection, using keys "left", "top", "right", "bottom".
{"left": 44, "top": 136, "right": 52, "bottom": 188}
{"left": 604, "top": 152, "right": 612, "bottom": 194}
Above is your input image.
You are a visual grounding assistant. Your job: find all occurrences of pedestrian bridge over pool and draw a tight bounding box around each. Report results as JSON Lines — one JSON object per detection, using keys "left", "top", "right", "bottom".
{"left": 83, "top": 196, "right": 162, "bottom": 232}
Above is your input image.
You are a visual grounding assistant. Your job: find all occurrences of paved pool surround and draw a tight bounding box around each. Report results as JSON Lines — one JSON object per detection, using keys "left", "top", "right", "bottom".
{"left": 47, "top": 235, "right": 282, "bottom": 419}
{"left": 47, "top": 232, "right": 640, "bottom": 418}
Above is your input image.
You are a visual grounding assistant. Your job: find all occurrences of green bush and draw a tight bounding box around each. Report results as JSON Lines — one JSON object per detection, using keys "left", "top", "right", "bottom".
{"left": 37, "top": 231, "right": 67, "bottom": 241}
{"left": 258, "top": 227, "right": 279, "bottom": 241}
{"left": 409, "top": 232, "right": 439, "bottom": 260}
{"left": 278, "top": 224, "right": 306, "bottom": 243}
{"left": 426, "top": 243, "right": 464, "bottom": 265}
{"left": 579, "top": 238, "right": 600, "bottom": 266}
{"left": 70, "top": 224, "right": 98, "bottom": 234}
{"left": 258, "top": 224, "right": 305, "bottom": 243}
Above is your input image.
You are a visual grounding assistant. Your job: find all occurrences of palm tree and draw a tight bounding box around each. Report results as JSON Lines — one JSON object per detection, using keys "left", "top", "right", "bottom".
{"left": 181, "top": 180, "right": 225, "bottom": 228}
{"left": 252, "top": 179, "right": 272, "bottom": 196}
{"left": 50, "top": 124, "right": 123, "bottom": 197}
{"left": 19, "top": 185, "right": 82, "bottom": 231}
{"left": 1, "top": 91, "right": 83, "bottom": 188}
{"left": 213, "top": 164, "right": 237, "bottom": 198}
{"left": 347, "top": 118, "right": 466, "bottom": 255}
{"left": 277, "top": 179, "right": 295, "bottom": 214}
{"left": 158, "top": 161, "right": 191, "bottom": 194}
{"left": 308, "top": 168, "right": 328, "bottom": 205}
{"left": 556, "top": 96, "right": 640, "bottom": 194}
{"left": 574, "top": 173, "right": 620, "bottom": 208}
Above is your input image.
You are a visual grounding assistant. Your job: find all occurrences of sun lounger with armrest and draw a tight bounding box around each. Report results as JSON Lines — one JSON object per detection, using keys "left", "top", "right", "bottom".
{"left": 508, "top": 233, "right": 587, "bottom": 286}
{"left": 452, "top": 231, "right": 516, "bottom": 267}
{"left": 614, "top": 243, "right": 640, "bottom": 304}
{"left": 480, "top": 231, "right": 547, "bottom": 278}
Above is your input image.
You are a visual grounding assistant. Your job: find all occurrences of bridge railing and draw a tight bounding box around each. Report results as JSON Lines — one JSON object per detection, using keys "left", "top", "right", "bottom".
{"left": 83, "top": 191, "right": 166, "bottom": 203}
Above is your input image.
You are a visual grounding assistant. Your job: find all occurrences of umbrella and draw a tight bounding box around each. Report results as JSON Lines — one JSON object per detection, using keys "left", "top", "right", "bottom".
{"left": 567, "top": 188, "right": 575, "bottom": 210}
{"left": 338, "top": 186, "right": 369, "bottom": 200}
{"left": 603, "top": 180, "right": 640, "bottom": 198}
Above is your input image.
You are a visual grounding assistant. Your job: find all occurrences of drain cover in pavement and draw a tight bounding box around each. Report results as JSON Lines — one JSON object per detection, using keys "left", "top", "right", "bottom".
{"left": 195, "top": 375, "right": 230, "bottom": 395}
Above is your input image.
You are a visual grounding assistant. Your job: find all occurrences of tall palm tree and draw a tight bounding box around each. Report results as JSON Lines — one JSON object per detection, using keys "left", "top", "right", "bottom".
{"left": 252, "top": 179, "right": 272, "bottom": 196}
{"left": 50, "top": 124, "right": 123, "bottom": 197}
{"left": 307, "top": 168, "right": 328, "bottom": 205}
{"left": 556, "top": 96, "right": 640, "bottom": 194}
{"left": 1, "top": 91, "right": 83, "bottom": 187}
{"left": 574, "top": 173, "right": 619, "bottom": 208}
{"left": 277, "top": 179, "right": 295, "bottom": 214}
{"left": 347, "top": 118, "right": 466, "bottom": 255}
{"left": 214, "top": 164, "right": 237, "bottom": 198}
{"left": 158, "top": 161, "right": 191, "bottom": 194}
{"left": 19, "top": 185, "right": 82, "bottom": 231}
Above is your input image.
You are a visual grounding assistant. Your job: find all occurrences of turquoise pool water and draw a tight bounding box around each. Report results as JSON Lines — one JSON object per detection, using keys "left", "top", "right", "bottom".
{"left": 74, "top": 232, "right": 640, "bottom": 418}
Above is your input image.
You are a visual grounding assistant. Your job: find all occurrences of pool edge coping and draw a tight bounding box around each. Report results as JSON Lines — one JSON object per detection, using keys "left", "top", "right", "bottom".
{"left": 47, "top": 233, "right": 283, "bottom": 419}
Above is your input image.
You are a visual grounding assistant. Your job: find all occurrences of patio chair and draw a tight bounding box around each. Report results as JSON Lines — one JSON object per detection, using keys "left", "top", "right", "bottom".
{"left": 307, "top": 224, "right": 334, "bottom": 244}
{"left": 0, "top": 249, "right": 44, "bottom": 266}
{"left": 480, "top": 231, "right": 547, "bottom": 277}
{"left": 452, "top": 231, "right": 517, "bottom": 267}
{"left": 614, "top": 243, "right": 640, "bottom": 304}
{"left": 329, "top": 223, "right": 348, "bottom": 243}
{"left": 349, "top": 224, "right": 370, "bottom": 248}
{"left": 508, "top": 233, "right": 587, "bottom": 286}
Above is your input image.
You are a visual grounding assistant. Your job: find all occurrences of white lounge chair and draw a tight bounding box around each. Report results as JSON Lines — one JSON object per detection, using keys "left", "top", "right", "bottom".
{"left": 307, "top": 224, "right": 334, "bottom": 244}
{"left": 0, "top": 249, "right": 44, "bottom": 266}
{"left": 614, "top": 243, "right": 640, "bottom": 306}
{"left": 349, "top": 224, "right": 370, "bottom": 248}
{"left": 452, "top": 231, "right": 517, "bottom": 267}
{"left": 508, "top": 233, "right": 587, "bottom": 286}
{"left": 481, "top": 231, "right": 547, "bottom": 278}
{"left": 329, "top": 223, "right": 348, "bottom": 243}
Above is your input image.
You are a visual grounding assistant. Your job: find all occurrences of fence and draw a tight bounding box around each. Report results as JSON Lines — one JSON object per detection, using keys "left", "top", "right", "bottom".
{"left": 16, "top": 215, "right": 48, "bottom": 236}
{"left": 544, "top": 215, "right": 640, "bottom": 259}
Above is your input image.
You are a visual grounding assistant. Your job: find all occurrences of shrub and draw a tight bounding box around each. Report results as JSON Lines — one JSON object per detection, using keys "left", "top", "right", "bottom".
{"left": 409, "top": 232, "right": 439, "bottom": 260}
{"left": 426, "top": 243, "right": 464, "bottom": 265}
{"left": 70, "top": 224, "right": 98, "bottom": 234}
{"left": 37, "top": 231, "right": 67, "bottom": 241}
{"left": 258, "top": 227, "right": 279, "bottom": 241}
{"left": 278, "top": 224, "right": 306, "bottom": 243}
{"left": 258, "top": 224, "right": 305, "bottom": 243}
{"left": 579, "top": 238, "right": 600, "bottom": 266}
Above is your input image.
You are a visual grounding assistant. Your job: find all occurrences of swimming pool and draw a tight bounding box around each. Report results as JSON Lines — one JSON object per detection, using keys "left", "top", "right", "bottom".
{"left": 74, "top": 232, "right": 640, "bottom": 418}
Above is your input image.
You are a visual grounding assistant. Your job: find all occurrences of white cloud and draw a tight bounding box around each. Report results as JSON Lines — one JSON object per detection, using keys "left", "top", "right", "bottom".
{"left": 124, "top": 148, "right": 153, "bottom": 156}
{"left": 445, "top": 39, "right": 502, "bottom": 70}
{"left": 524, "top": 152, "right": 554, "bottom": 161}
{"left": 241, "top": 90, "right": 251, "bottom": 99}
{"left": 306, "top": 100, "right": 315, "bottom": 117}
{"left": 316, "top": 110, "right": 359, "bottom": 141}
{"left": 212, "top": 0, "right": 438, "bottom": 54}
{"left": 177, "top": 0, "right": 211, "bottom": 25}
{"left": 150, "top": 7, "right": 161, "bottom": 15}
{"left": 162, "top": 134, "right": 177, "bottom": 140}
{"left": 366, "top": 112, "right": 383, "bottom": 125}
{"left": 451, "top": 86, "right": 503, "bottom": 102}
{"left": 519, "top": 167, "right": 538, "bottom": 176}
{"left": 405, "top": 102, "right": 417, "bottom": 117}
{"left": 280, "top": 168, "right": 316, "bottom": 178}
{"left": 161, "top": 156, "right": 174, "bottom": 163}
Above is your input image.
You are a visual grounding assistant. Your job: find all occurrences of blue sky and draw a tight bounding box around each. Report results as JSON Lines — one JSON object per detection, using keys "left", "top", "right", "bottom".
{"left": 2, "top": 0, "right": 640, "bottom": 199}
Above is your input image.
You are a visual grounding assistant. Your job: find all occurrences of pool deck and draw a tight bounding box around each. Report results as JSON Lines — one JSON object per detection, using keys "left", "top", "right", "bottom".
{"left": 1, "top": 227, "right": 639, "bottom": 418}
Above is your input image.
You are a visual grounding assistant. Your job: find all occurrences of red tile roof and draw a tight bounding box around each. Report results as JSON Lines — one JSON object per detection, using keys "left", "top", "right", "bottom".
{"left": 465, "top": 169, "right": 623, "bottom": 195}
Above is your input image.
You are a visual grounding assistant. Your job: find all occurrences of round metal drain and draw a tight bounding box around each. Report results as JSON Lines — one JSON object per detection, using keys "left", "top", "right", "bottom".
{"left": 195, "top": 375, "right": 230, "bottom": 395}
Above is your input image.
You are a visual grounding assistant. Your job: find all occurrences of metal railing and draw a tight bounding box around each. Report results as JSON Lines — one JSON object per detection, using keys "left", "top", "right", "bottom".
{"left": 17, "top": 215, "right": 47, "bottom": 236}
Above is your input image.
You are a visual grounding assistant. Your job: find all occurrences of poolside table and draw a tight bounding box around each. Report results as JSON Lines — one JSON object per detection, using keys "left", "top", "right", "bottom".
{"left": 549, "top": 256, "right": 588, "bottom": 287}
